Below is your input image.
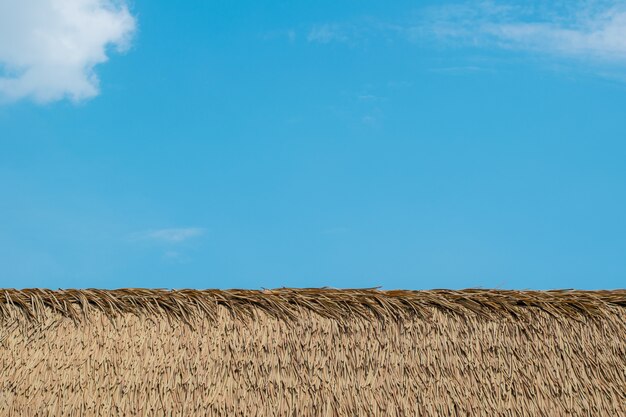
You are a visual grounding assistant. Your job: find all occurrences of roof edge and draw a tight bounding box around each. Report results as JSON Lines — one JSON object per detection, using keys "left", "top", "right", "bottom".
{"left": 1, "top": 288, "right": 625, "bottom": 323}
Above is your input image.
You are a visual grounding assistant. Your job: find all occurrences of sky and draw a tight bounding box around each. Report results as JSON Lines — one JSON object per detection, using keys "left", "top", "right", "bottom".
{"left": 1, "top": 0, "right": 626, "bottom": 290}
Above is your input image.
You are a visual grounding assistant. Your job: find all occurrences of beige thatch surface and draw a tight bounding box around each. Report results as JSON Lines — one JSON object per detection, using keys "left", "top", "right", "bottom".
{"left": 1, "top": 288, "right": 625, "bottom": 416}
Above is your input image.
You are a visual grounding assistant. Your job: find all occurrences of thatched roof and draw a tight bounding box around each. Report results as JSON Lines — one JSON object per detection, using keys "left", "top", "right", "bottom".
{"left": 1, "top": 288, "right": 625, "bottom": 416}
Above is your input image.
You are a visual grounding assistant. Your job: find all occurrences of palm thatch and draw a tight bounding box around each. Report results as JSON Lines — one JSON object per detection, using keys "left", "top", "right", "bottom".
{"left": 1, "top": 288, "right": 625, "bottom": 416}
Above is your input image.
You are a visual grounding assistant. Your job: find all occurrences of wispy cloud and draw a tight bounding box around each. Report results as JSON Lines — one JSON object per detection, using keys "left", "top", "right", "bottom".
{"left": 128, "top": 228, "right": 205, "bottom": 263}
{"left": 306, "top": 20, "right": 403, "bottom": 46}
{"left": 307, "top": 24, "right": 351, "bottom": 44}
{"left": 304, "top": 1, "right": 626, "bottom": 76}
{"left": 130, "top": 228, "right": 205, "bottom": 243}
{"left": 0, "top": 0, "right": 136, "bottom": 104}
{"left": 422, "top": 1, "right": 626, "bottom": 65}
{"left": 162, "top": 250, "right": 192, "bottom": 264}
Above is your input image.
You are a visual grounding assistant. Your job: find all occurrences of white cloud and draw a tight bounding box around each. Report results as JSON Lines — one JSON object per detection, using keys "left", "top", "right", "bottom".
{"left": 423, "top": 1, "right": 626, "bottom": 65}
{"left": 131, "top": 228, "right": 205, "bottom": 243}
{"left": 0, "top": 0, "right": 136, "bottom": 103}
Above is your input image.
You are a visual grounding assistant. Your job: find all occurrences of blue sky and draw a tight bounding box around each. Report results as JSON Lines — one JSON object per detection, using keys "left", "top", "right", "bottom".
{"left": 1, "top": 0, "right": 626, "bottom": 290}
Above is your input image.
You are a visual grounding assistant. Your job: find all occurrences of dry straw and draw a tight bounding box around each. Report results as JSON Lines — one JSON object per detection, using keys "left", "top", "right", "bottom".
{"left": 1, "top": 288, "right": 625, "bottom": 416}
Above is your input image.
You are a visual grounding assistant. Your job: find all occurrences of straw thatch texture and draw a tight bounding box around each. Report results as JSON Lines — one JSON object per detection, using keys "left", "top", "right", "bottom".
{"left": 1, "top": 288, "right": 625, "bottom": 416}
